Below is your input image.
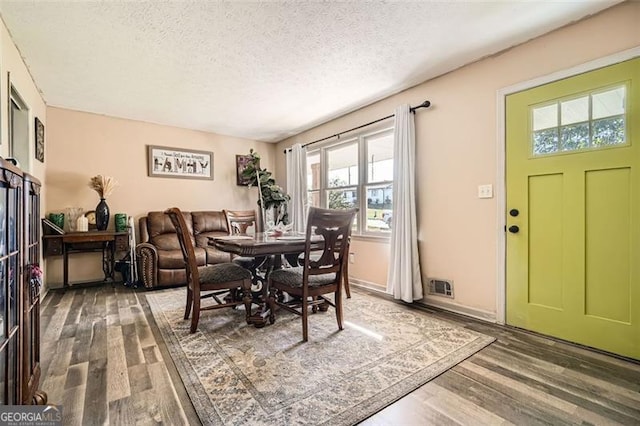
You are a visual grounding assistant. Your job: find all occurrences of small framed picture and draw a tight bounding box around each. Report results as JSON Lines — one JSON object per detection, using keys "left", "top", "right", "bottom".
{"left": 236, "top": 155, "right": 258, "bottom": 186}
{"left": 35, "top": 117, "right": 45, "bottom": 163}
{"left": 147, "top": 145, "right": 213, "bottom": 180}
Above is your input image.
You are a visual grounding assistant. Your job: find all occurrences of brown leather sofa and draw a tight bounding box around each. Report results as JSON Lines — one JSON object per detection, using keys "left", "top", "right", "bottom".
{"left": 136, "top": 210, "right": 231, "bottom": 288}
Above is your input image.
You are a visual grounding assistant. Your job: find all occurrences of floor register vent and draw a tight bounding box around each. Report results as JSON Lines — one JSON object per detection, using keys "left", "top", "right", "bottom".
{"left": 428, "top": 278, "right": 454, "bottom": 298}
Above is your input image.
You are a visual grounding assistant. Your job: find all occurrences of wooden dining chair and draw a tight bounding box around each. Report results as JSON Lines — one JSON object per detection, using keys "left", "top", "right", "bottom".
{"left": 299, "top": 237, "right": 352, "bottom": 298}
{"left": 223, "top": 209, "right": 265, "bottom": 284}
{"left": 267, "top": 207, "right": 357, "bottom": 342}
{"left": 224, "top": 209, "right": 261, "bottom": 235}
{"left": 166, "top": 207, "right": 253, "bottom": 333}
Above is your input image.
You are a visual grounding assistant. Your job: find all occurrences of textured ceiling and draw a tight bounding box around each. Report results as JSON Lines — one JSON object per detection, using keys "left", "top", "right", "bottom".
{"left": 0, "top": 1, "right": 620, "bottom": 142}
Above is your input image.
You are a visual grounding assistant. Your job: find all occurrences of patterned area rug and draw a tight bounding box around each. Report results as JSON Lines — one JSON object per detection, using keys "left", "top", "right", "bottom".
{"left": 146, "top": 288, "right": 494, "bottom": 426}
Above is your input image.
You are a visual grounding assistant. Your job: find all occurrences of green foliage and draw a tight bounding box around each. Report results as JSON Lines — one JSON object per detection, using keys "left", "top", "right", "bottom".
{"left": 240, "top": 149, "right": 291, "bottom": 222}
{"left": 327, "top": 177, "right": 352, "bottom": 210}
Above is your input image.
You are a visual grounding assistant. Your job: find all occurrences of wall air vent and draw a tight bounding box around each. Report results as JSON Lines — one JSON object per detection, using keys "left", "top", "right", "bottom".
{"left": 428, "top": 278, "right": 454, "bottom": 298}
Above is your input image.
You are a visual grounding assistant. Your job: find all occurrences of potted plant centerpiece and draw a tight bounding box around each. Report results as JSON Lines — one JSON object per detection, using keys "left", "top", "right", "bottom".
{"left": 240, "top": 149, "right": 290, "bottom": 233}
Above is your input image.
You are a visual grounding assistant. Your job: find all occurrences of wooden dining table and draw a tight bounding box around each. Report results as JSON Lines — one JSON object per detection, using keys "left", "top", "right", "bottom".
{"left": 209, "top": 232, "right": 323, "bottom": 327}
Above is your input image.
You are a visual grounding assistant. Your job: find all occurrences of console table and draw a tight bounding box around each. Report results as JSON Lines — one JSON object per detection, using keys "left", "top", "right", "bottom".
{"left": 43, "top": 231, "right": 129, "bottom": 287}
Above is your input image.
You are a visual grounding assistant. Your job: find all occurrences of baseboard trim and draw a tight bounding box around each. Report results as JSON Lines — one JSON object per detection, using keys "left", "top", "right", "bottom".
{"left": 417, "top": 297, "right": 496, "bottom": 323}
{"left": 348, "top": 278, "right": 496, "bottom": 323}
{"left": 348, "top": 278, "right": 387, "bottom": 294}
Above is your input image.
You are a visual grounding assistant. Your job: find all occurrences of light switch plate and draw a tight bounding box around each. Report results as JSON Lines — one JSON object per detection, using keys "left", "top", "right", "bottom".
{"left": 478, "top": 184, "right": 493, "bottom": 199}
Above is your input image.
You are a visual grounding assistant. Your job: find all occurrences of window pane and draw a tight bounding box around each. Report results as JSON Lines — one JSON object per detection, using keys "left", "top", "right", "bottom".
{"left": 366, "top": 184, "right": 392, "bottom": 233}
{"left": 533, "top": 128, "right": 558, "bottom": 155}
{"left": 308, "top": 190, "right": 320, "bottom": 208}
{"left": 592, "top": 116, "right": 625, "bottom": 147}
{"left": 561, "top": 123, "right": 589, "bottom": 151}
{"left": 367, "top": 132, "right": 393, "bottom": 183}
{"left": 593, "top": 87, "right": 625, "bottom": 119}
{"left": 561, "top": 96, "right": 588, "bottom": 125}
{"left": 327, "top": 188, "right": 357, "bottom": 210}
{"left": 532, "top": 104, "right": 557, "bottom": 131}
{"left": 307, "top": 152, "right": 320, "bottom": 191}
{"left": 327, "top": 143, "right": 358, "bottom": 187}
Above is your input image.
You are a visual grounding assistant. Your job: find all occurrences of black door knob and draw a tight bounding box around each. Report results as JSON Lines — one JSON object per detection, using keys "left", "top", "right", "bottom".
{"left": 508, "top": 225, "right": 519, "bottom": 234}
{"left": 509, "top": 209, "right": 519, "bottom": 217}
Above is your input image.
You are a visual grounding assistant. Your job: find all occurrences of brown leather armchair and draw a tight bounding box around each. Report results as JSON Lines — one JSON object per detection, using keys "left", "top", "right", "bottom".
{"left": 136, "top": 211, "right": 232, "bottom": 288}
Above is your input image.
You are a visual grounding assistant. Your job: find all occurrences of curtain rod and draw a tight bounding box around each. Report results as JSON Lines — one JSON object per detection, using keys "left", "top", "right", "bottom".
{"left": 284, "top": 100, "right": 431, "bottom": 154}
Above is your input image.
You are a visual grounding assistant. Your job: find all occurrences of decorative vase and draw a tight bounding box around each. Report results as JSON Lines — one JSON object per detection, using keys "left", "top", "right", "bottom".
{"left": 95, "top": 198, "right": 110, "bottom": 231}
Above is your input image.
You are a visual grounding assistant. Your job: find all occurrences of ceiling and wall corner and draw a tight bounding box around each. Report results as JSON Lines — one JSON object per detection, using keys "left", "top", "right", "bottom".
{"left": 0, "top": 14, "right": 47, "bottom": 212}
{"left": 0, "top": 1, "right": 622, "bottom": 142}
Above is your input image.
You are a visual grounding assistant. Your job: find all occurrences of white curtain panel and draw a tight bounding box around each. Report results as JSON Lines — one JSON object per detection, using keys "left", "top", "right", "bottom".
{"left": 387, "top": 104, "right": 424, "bottom": 302}
{"left": 286, "top": 143, "right": 308, "bottom": 233}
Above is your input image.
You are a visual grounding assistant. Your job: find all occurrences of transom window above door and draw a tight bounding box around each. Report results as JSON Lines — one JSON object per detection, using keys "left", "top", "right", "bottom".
{"left": 531, "top": 85, "right": 627, "bottom": 156}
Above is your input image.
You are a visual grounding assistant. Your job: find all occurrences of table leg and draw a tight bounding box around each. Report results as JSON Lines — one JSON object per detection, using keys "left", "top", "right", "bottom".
{"left": 101, "top": 241, "right": 115, "bottom": 283}
{"left": 63, "top": 247, "right": 69, "bottom": 287}
{"left": 247, "top": 254, "right": 287, "bottom": 328}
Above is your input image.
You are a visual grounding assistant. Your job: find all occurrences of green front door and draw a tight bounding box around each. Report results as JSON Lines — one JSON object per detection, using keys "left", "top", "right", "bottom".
{"left": 506, "top": 57, "right": 640, "bottom": 360}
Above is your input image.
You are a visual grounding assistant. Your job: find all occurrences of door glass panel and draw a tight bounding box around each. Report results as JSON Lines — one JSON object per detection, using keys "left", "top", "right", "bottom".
{"left": 0, "top": 260, "right": 5, "bottom": 340}
{"left": 7, "top": 336, "right": 17, "bottom": 404}
{"left": 0, "top": 187, "right": 5, "bottom": 257}
{"left": 533, "top": 128, "right": 559, "bottom": 155}
{"left": 0, "top": 348, "right": 5, "bottom": 404}
{"left": 531, "top": 84, "right": 627, "bottom": 156}
{"left": 593, "top": 116, "right": 625, "bottom": 146}
{"left": 8, "top": 256, "right": 17, "bottom": 329}
{"left": 593, "top": 87, "right": 625, "bottom": 119}
{"left": 561, "top": 96, "right": 589, "bottom": 125}
{"left": 532, "top": 104, "right": 557, "bottom": 131}
{"left": 8, "top": 191, "right": 17, "bottom": 252}
{"left": 561, "top": 123, "right": 589, "bottom": 151}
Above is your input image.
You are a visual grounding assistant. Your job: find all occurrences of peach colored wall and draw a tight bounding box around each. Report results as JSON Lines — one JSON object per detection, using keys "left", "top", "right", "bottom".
{"left": 45, "top": 107, "right": 278, "bottom": 285}
{"left": 347, "top": 239, "right": 389, "bottom": 289}
{"left": 277, "top": 2, "right": 640, "bottom": 317}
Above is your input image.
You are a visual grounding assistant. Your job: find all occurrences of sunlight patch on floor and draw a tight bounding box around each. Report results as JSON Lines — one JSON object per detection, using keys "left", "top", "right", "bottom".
{"left": 344, "top": 320, "right": 384, "bottom": 341}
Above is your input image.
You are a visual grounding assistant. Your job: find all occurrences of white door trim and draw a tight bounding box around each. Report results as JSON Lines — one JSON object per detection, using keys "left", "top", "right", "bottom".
{"left": 495, "top": 46, "right": 640, "bottom": 324}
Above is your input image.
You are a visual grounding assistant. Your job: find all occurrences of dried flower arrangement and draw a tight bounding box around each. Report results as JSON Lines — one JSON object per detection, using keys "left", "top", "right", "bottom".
{"left": 88, "top": 175, "right": 118, "bottom": 199}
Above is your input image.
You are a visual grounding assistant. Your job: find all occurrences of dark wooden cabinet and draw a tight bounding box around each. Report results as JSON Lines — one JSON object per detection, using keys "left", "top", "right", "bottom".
{"left": 22, "top": 173, "right": 45, "bottom": 404}
{"left": 0, "top": 158, "right": 46, "bottom": 405}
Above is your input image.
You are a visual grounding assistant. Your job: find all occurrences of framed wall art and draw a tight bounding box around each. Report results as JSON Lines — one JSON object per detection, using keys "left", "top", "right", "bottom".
{"left": 236, "top": 154, "right": 258, "bottom": 186}
{"left": 35, "top": 117, "right": 44, "bottom": 162}
{"left": 147, "top": 145, "right": 213, "bottom": 180}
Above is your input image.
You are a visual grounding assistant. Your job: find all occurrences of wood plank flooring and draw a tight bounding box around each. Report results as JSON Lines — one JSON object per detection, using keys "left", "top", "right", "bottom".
{"left": 40, "top": 285, "right": 640, "bottom": 425}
